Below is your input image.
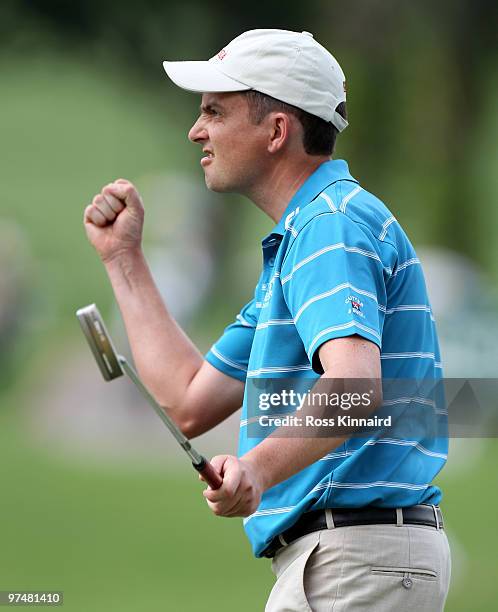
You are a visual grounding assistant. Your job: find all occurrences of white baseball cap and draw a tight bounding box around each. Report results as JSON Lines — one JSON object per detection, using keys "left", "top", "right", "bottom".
{"left": 163, "top": 29, "right": 348, "bottom": 132}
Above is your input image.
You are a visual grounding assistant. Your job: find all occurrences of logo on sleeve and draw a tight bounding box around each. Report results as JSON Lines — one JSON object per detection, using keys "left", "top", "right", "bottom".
{"left": 346, "top": 295, "right": 364, "bottom": 318}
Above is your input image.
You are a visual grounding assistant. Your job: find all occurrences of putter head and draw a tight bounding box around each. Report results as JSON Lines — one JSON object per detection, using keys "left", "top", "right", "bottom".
{"left": 76, "top": 304, "right": 123, "bottom": 381}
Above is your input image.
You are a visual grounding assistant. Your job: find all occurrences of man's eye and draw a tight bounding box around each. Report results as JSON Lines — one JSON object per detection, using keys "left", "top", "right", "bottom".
{"left": 200, "top": 107, "right": 222, "bottom": 119}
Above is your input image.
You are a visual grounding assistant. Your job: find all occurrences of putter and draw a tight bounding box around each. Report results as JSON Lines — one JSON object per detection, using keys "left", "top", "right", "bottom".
{"left": 76, "top": 303, "right": 222, "bottom": 490}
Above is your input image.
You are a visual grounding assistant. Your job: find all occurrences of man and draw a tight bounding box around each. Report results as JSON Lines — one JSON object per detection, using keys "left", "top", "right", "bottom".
{"left": 84, "top": 29, "right": 451, "bottom": 611}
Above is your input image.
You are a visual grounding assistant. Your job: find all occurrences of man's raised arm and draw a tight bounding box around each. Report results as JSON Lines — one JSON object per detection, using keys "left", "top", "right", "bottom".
{"left": 83, "top": 178, "right": 244, "bottom": 438}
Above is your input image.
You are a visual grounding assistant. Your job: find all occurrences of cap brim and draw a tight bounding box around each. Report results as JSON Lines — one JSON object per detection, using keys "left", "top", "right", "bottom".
{"left": 163, "top": 61, "right": 251, "bottom": 93}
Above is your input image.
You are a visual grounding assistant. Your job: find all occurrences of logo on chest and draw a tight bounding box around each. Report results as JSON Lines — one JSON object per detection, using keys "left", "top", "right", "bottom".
{"left": 263, "top": 277, "right": 276, "bottom": 306}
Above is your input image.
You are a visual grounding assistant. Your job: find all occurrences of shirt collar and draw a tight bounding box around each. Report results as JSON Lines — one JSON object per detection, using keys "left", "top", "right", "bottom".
{"left": 264, "top": 159, "right": 358, "bottom": 242}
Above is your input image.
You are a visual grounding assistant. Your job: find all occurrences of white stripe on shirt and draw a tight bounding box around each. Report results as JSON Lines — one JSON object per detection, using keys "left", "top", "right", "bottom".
{"left": 308, "top": 321, "right": 381, "bottom": 357}
{"left": 340, "top": 185, "right": 363, "bottom": 213}
{"left": 381, "top": 352, "right": 436, "bottom": 360}
{"left": 392, "top": 258, "right": 420, "bottom": 276}
{"left": 243, "top": 506, "right": 296, "bottom": 524}
{"left": 256, "top": 319, "right": 294, "bottom": 330}
{"left": 319, "top": 192, "right": 337, "bottom": 212}
{"left": 236, "top": 314, "right": 255, "bottom": 328}
{"left": 379, "top": 216, "right": 396, "bottom": 241}
{"left": 247, "top": 364, "right": 313, "bottom": 377}
{"left": 210, "top": 345, "right": 247, "bottom": 372}
{"left": 364, "top": 438, "right": 447, "bottom": 460}
{"left": 294, "top": 282, "right": 381, "bottom": 323}
{"left": 312, "top": 480, "right": 429, "bottom": 493}
{"left": 381, "top": 396, "right": 436, "bottom": 408}
{"left": 384, "top": 305, "right": 432, "bottom": 315}
{"left": 239, "top": 415, "right": 264, "bottom": 428}
{"left": 320, "top": 450, "right": 355, "bottom": 461}
{"left": 281, "top": 243, "right": 381, "bottom": 285}
{"left": 245, "top": 480, "right": 430, "bottom": 524}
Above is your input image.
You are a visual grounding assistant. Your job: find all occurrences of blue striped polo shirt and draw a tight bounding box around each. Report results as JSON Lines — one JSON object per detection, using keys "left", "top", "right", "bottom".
{"left": 206, "top": 159, "right": 447, "bottom": 557}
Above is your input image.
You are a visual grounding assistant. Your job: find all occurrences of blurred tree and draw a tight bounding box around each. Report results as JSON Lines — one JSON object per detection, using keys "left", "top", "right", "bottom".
{"left": 1, "top": 0, "right": 497, "bottom": 275}
{"left": 316, "top": 0, "right": 497, "bottom": 269}
{"left": 0, "top": 221, "right": 32, "bottom": 392}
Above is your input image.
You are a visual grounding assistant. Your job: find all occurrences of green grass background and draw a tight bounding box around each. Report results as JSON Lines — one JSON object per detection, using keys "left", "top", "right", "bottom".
{"left": 1, "top": 54, "right": 497, "bottom": 611}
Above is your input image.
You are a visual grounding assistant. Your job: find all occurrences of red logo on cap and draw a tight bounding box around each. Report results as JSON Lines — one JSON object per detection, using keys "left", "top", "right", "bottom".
{"left": 217, "top": 49, "right": 227, "bottom": 61}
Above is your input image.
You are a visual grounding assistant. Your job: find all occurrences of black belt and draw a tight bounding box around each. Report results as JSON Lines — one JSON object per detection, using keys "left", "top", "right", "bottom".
{"left": 262, "top": 505, "right": 444, "bottom": 558}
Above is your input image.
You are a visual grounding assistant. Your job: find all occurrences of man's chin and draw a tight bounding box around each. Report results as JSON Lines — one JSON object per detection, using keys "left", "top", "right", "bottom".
{"left": 204, "top": 174, "right": 230, "bottom": 193}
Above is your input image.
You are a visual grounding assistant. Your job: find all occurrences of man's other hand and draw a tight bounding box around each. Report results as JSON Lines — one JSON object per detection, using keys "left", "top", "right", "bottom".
{"left": 201, "top": 455, "right": 264, "bottom": 517}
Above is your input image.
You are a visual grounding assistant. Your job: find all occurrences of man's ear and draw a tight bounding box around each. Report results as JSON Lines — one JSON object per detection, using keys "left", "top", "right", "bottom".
{"left": 267, "top": 113, "right": 291, "bottom": 154}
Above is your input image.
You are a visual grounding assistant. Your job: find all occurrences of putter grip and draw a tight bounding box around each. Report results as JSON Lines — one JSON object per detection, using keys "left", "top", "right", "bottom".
{"left": 193, "top": 456, "right": 223, "bottom": 490}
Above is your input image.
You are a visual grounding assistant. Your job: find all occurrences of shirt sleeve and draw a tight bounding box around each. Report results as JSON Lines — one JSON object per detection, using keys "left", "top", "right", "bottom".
{"left": 205, "top": 298, "right": 258, "bottom": 382}
{"left": 281, "top": 213, "right": 388, "bottom": 374}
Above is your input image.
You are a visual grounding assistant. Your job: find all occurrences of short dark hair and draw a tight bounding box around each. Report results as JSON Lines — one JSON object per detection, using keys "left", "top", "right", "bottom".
{"left": 243, "top": 90, "right": 347, "bottom": 156}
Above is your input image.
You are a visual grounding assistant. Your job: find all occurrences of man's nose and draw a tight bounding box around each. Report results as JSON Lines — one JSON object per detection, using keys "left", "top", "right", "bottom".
{"left": 188, "top": 116, "right": 208, "bottom": 144}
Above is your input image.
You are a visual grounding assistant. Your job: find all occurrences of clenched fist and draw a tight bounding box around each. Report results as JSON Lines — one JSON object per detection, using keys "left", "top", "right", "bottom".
{"left": 84, "top": 179, "right": 145, "bottom": 263}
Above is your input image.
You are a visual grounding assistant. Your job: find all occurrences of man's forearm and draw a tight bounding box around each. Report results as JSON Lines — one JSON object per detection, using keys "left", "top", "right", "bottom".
{"left": 241, "top": 372, "right": 382, "bottom": 493}
{"left": 104, "top": 249, "right": 204, "bottom": 412}
{"left": 242, "top": 432, "right": 347, "bottom": 492}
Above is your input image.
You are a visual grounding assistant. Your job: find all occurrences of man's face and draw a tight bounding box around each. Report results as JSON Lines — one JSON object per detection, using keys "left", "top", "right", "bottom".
{"left": 188, "top": 92, "right": 268, "bottom": 194}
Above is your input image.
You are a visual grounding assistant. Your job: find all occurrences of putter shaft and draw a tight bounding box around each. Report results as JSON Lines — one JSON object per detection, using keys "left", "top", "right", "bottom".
{"left": 119, "top": 357, "right": 222, "bottom": 489}
{"left": 76, "top": 304, "right": 222, "bottom": 490}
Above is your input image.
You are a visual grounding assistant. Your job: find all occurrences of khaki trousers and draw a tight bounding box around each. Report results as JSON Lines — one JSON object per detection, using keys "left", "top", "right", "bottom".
{"left": 265, "top": 522, "right": 451, "bottom": 611}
